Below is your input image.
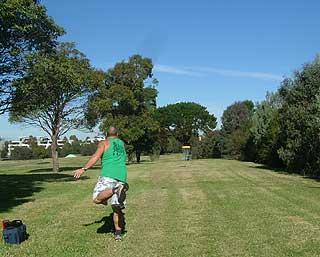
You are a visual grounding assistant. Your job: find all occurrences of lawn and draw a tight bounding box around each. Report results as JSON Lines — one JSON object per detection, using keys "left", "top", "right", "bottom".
{"left": 1, "top": 155, "right": 320, "bottom": 257}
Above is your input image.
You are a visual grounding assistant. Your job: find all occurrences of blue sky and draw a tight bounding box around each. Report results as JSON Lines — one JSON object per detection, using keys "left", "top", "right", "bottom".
{"left": 1, "top": 0, "right": 320, "bottom": 140}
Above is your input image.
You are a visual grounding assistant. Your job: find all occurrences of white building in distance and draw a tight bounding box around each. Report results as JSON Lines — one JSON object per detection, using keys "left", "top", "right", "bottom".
{"left": 8, "top": 136, "right": 65, "bottom": 157}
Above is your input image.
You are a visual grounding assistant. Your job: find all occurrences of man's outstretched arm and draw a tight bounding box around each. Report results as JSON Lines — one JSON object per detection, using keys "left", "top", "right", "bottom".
{"left": 73, "top": 141, "right": 107, "bottom": 179}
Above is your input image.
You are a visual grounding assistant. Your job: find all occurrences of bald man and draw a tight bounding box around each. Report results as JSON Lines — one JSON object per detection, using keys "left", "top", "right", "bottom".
{"left": 73, "top": 127, "right": 129, "bottom": 241}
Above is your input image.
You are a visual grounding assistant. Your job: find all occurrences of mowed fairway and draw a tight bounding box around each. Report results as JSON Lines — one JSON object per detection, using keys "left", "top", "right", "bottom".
{"left": 1, "top": 155, "right": 320, "bottom": 257}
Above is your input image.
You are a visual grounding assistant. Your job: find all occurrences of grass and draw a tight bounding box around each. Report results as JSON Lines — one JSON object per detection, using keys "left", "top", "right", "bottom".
{"left": 1, "top": 155, "right": 320, "bottom": 257}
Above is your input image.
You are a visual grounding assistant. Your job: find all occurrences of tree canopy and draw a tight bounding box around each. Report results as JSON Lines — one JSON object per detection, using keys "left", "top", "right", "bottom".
{"left": 9, "top": 42, "right": 103, "bottom": 171}
{"left": 0, "top": 0, "right": 64, "bottom": 114}
{"left": 277, "top": 56, "right": 320, "bottom": 174}
{"left": 155, "top": 102, "right": 217, "bottom": 145}
{"left": 220, "top": 100, "right": 254, "bottom": 160}
{"left": 85, "top": 54, "right": 159, "bottom": 162}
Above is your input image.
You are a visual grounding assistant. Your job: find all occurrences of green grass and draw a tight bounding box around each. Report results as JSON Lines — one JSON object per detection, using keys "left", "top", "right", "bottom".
{"left": 1, "top": 155, "right": 320, "bottom": 257}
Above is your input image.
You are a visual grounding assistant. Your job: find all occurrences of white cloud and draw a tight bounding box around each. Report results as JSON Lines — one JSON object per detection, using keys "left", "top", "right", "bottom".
{"left": 154, "top": 64, "right": 283, "bottom": 81}
{"left": 198, "top": 67, "right": 283, "bottom": 81}
{"left": 153, "top": 64, "right": 202, "bottom": 76}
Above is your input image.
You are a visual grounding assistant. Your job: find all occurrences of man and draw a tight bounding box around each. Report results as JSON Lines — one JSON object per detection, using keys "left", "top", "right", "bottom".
{"left": 73, "top": 126, "right": 129, "bottom": 241}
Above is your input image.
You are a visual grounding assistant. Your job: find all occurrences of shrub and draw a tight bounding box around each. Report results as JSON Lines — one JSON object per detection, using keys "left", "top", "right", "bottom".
{"left": 192, "top": 131, "right": 222, "bottom": 159}
{"left": 10, "top": 146, "right": 33, "bottom": 160}
{"left": 80, "top": 142, "right": 98, "bottom": 156}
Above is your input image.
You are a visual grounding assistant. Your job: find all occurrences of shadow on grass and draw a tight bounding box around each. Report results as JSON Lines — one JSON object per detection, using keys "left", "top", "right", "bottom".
{"left": 83, "top": 212, "right": 126, "bottom": 235}
{"left": 28, "top": 166, "right": 100, "bottom": 173}
{"left": 250, "top": 164, "right": 320, "bottom": 182}
{"left": 0, "top": 173, "right": 89, "bottom": 212}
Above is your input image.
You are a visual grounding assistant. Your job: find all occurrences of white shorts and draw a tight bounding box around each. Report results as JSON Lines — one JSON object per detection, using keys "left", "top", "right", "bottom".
{"left": 92, "top": 176, "right": 126, "bottom": 207}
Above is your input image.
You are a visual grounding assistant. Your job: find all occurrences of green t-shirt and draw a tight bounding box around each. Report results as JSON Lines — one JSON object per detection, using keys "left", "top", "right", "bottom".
{"left": 100, "top": 138, "right": 127, "bottom": 182}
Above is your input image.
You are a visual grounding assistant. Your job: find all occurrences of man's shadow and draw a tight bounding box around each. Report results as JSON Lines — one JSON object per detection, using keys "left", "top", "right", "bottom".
{"left": 83, "top": 212, "right": 126, "bottom": 235}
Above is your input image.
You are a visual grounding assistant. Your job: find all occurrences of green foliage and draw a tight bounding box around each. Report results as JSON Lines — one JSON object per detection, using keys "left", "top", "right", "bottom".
{"left": 166, "top": 136, "right": 182, "bottom": 153}
{"left": 9, "top": 42, "right": 103, "bottom": 171}
{"left": 60, "top": 139, "right": 81, "bottom": 157}
{"left": 85, "top": 54, "right": 159, "bottom": 162}
{"left": 68, "top": 135, "right": 81, "bottom": 154}
{"left": 277, "top": 57, "right": 320, "bottom": 175}
{"left": 10, "top": 146, "right": 33, "bottom": 160}
{"left": 149, "top": 142, "right": 161, "bottom": 161}
{"left": 80, "top": 142, "right": 98, "bottom": 156}
{"left": 250, "top": 92, "right": 282, "bottom": 166}
{"left": 191, "top": 131, "right": 222, "bottom": 159}
{"left": 221, "top": 100, "right": 254, "bottom": 160}
{"left": 0, "top": 141, "right": 9, "bottom": 158}
{"left": 0, "top": 0, "right": 64, "bottom": 114}
{"left": 60, "top": 142, "right": 73, "bottom": 157}
{"left": 155, "top": 102, "right": 217, "bottom": 145}
{"left": 32, "top": 145, "right": 49, "bottom": 159}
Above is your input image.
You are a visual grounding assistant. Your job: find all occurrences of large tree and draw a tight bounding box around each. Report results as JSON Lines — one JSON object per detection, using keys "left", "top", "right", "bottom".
{"left": 9, "top": 42, "right": 103, "bottom": 172}
{"left": 0, "top": 0, "right": 64, "bottom": 114}
{"left": 155, "top": 102, "right": 217, "bottom": 145}
{"left": 85, "top": 54, "right": 159, "bottom": 162}
{"left": 277, "top": 56, "right": 320, "bottom": 175}
{"left": 250, "top": 92, "right": 282, "bottom": 166}
{"left": 220, "top": 100, "right": 254, "bottom": 160}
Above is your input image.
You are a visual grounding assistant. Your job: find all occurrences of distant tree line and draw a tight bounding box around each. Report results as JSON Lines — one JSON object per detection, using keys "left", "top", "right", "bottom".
{"left": 187, "top": 56, "right": 320, "bottom": 177}
{"left": 0, "top": 135, "right": 99, "bottom": 160}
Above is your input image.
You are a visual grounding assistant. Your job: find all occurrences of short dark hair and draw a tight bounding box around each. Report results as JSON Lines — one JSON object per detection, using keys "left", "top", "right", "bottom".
{"left": 107, "top": 126, "right": 118, "bottom": 137}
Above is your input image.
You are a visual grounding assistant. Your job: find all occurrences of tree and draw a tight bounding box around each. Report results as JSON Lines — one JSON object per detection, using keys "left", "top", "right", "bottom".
{"left": 85, "top": 54, "right": 159, "bottom": 163}
{"left": 69, "top": 135, "right": 81, "bottom": 154}
{"left": 155, "top": 102, "right": 217, "bottom": 145}
{"left": 0, "top": 0, "right": 64, "bottom": 114}
{"left": 10, "top": 146, "right": 33, "bottom": 160}
{"left": 25, "top": 135, "right": 49, "bottom": 159}
{"left": 80, "top": 142, "right": 98, "bottom": 156}
{"left": 277, "top": 56, "right": 320, "bottom": 175}
{"left": 221, "top": 100, "right": 254, "bottom": 160}
{"left": 250, "top": 92, "right": 282, "bottom": 166}
{"left": 60, "top": 142, "right": 73, "bottom": 157}
{"left": 9, "top": 42, "right": 104, "bottom": 172}
{"left": 191, "top": 130, "right": 222, "bottom": 159}
{"left": 0, "top": 141, "right": 9, "bottom": 159}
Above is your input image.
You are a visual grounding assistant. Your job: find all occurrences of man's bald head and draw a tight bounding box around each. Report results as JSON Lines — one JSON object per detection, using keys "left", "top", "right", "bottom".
{"left": 106, "top": 126, "right": 118, "bottom": 137}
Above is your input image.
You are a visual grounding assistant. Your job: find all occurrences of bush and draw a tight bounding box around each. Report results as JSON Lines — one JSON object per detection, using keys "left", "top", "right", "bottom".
{"left": 149, "top": 143, "right": 161, "bottom": 161}
{"left": 166, "top": 136, "right": 181, "bottom": 153}
{"left": 60, "top": 142, "right": 73, "bottom": 157}
{"left": 31, "top": 145, "right": 49, "bottom": 159}
{"left": 10, "top": 146, "right": 33, "bottom": 160}
{"left": 0, "top": 141, "right": 9, "bottom": 159}
{"left": 192, "top": 131, "right": 222, "bottom": 159}
{"left": 80, "top": 142, "right": 98, "bottom": 156}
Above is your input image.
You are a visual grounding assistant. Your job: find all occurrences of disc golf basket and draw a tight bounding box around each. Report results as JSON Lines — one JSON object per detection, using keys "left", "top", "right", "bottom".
{"left": 182, "top": 145, "right": 191, "bottom": 161}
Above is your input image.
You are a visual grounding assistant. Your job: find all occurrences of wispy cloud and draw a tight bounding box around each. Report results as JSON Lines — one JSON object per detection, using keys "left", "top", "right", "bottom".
{"left": 154, "top": 64, "right": 283, "bottom": 81}
{"left": 153, "top": 64, "right": 203, "bottom": 77}
{"left": 198, "top": 67, "right": 283, "bottom": 81}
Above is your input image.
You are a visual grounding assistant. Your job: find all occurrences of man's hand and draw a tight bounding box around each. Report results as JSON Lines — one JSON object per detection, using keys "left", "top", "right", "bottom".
{"left": 73, "top": 168, "right": 85, "bottom": 179}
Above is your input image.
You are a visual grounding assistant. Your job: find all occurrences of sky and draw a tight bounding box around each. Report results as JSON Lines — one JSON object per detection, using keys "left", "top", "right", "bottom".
{"left": 1, "top": 0, "right": 320, "bottom": 140}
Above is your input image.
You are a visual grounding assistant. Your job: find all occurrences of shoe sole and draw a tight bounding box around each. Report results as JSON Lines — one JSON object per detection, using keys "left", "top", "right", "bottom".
{"left": 118, "top": 183, "right": 129, "bottom": 204}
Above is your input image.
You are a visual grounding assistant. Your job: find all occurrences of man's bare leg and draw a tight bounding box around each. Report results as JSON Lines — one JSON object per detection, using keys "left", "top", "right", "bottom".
{"left": 93, "top": 189, "right": 113, "bottom": 204}
{"left": 112, "top": 205, "right": 123, "bottom": 240}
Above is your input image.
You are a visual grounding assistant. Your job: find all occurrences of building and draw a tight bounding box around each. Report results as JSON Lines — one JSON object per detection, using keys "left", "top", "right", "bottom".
{"left": 7, "top": 136, "right": 65, "bottom": 157}
{"left": 84, "top": 135, "right": 105, "bottom": 144}
{"left": 37, "top": 137, "right": 65, "bottom": 149}
{"left": 8, "top": 137, "right": 30, "bottom": 157}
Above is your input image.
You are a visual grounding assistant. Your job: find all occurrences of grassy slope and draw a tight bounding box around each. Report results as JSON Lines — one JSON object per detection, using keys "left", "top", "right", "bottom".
{"left": 1, "top": 155, "right": 320, "bottom": 257}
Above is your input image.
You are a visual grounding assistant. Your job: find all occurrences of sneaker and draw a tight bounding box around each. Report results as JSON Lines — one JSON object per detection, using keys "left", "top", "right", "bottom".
{"left": 114, "top": 230, "right": 122, "bottom": 241}
{"left": 116, "top": 183, "right": 129, "bottom": 205}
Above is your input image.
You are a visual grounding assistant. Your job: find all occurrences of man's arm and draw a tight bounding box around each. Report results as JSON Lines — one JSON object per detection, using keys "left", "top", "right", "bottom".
{"left": 73, "top": 141, "right": 108, "bottom": 179}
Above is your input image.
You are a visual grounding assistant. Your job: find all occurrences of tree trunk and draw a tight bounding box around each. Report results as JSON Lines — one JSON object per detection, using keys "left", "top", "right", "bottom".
{"left": 136, "top": 150, "right": 141, "bottom": 163}
{"left": 51, "top": 134, "right": 59, "bottom": 172}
